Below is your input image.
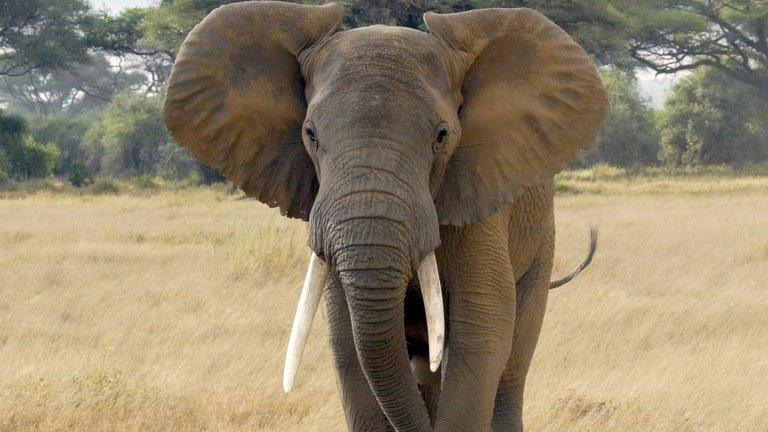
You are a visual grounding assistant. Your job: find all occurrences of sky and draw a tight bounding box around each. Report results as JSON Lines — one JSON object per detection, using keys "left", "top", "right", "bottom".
{"left": 89, "top": 0, "right": 676, "bottom": 107}
{"left": 89, "top": 0, "right": 158, "bottom": 13}
{"left": 636, "top": 70, "right": 679, "bottom": 109}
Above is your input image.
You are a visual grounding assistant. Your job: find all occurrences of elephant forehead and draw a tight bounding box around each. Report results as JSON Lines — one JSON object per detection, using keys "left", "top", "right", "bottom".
{"left": 310, "top": 26, "right": 451, "bottom": 89}
{"left": 304, "top": 27, "right": 457, "bottom": 135}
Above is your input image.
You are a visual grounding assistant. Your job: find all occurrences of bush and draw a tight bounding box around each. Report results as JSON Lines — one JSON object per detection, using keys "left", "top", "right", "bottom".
{"left": 0, "top": 111, "right": 60, "bottom": 179}
{"left": 131, "top": 175, "right": 158, "bottom": 189}
{"left": 0, "top": 148, "right": 10, "bottom": 179}
{"left": 15, "top": 137, "right": 60, "bottom": 178}
{"left": 87, "top": 178, "right": 121, "bottom": 195}
{"left": 68, "top": 163, "right": 94, "bottom": 187}
{"left": 0, "top": 167, "right": 10, "bottom": 186}
{"left": 31, "top": 115, "right": 94, "bottom": 176}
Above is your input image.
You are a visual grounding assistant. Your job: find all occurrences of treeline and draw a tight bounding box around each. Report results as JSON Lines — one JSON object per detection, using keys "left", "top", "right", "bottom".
{"left": 0, "top": 94, "right": 221, "bottom": 187}
{"left": 587, "top": 68, "right": 768, "bottom": 168}
{"left": 1, "top": 0, "right": 767, "bottom": 187}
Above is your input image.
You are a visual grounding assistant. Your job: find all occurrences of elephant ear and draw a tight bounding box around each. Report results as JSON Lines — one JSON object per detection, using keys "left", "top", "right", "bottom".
{"left": 163, "top": 1, "right": 343, "bottom": 220}
{"left": 424, "top": 9, "right": 608, "bottom": 225}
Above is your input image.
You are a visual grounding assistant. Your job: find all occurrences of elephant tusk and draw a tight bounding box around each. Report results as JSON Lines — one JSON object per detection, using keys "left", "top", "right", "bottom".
{"left": 417, "top": 252, "right": 445, "bottom": 372}
{"left": 283, "top": 252, "right": 330, "bottom": 393}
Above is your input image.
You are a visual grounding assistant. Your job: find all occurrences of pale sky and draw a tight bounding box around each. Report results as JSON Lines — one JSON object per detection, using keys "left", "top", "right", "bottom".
{"left": 89, "top": 0, "right": 158, "bottom": 13}
{"left": 636, "top": 70, "right": 680, "bottom": 109}
{"left": 89, "top": 0, "right": 676, "bottom": 107}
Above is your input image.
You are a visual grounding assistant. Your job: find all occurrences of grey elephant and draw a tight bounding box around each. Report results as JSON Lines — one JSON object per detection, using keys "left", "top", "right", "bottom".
{"left": 162, "top": 2, "right": 608, "bottom": 431}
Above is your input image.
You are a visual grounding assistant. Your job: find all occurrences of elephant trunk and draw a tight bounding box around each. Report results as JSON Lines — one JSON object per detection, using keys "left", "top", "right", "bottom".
{"left": 303, "top": 149, "right": 442, "bottom": 431}
{"left": 336, "top": 240, "right": 432, "bottom": 432}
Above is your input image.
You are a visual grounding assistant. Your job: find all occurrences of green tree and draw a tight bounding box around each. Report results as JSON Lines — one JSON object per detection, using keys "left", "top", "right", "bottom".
{"left": 0, "top": 110, "right": 59, "bottom": 179}
{"left": 1, "top": 0, "right": 166, "bottom": 106}
{"left": 67, "top": 162, "right": 94, "bottom": 187}
{"left": 31, "top": 115, "right": 96, "bottom": 175}
{"left": 658, "top": 68, "right": 768, "bottom": 166}
{"left": 142, "top": 0, "right": 631, "bottom": 67}
{"left": 83, "top": 91, "right": 201, "bottom": 179}
{"left": 86, "top": 92, "right": 169, "bottom": 176}
{"left": 0, "top": 0, "right": 91, "bottom": 76}
{"left": 582, "top": 69, "right": 658, "bottom": 167}
{"left": 1, "top": 54, "right": 147, "bottom": 117}
{"left": 623, "top": 0, "right": 768, "bottom": 98}
{"left": 85, "top": 8, "right": 174, "bottom": 91}
{"left": 157, "top": 140, "right": 199, "bottom": 179}
{"left": 82, "top": 116, "right": 107, "bottom": 173}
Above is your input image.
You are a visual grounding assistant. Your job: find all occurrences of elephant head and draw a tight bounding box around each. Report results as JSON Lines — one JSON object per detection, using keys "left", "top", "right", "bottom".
{"left": 163, "top": 2, "right": 607, "bottom": 429}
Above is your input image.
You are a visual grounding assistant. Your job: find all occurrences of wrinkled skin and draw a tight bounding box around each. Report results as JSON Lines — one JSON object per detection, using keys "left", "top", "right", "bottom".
{"left": 162, "top": 2, "right": 608, "bottom": 431}
{"left": 326, "top": 183, "right": 557, "bottom": 432}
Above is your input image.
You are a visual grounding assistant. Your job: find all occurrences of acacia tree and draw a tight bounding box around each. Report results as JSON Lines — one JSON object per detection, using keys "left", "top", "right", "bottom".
{"left": 0, "top": 0, "right": 91, "bottom": 76}
{"left": 624, "top": 0, "right": 768, "bottom": 97}
{"left": 1, "top": 54, "right": 146, "bottom": 117}
{"left": 85, "top": 8, "right": 175, "bottom": 92}
{"left": 1, "top": 1, "right": 167, "bottom": 93}
{"left": 141, "top": 0, "right": 631, "bottom": 67}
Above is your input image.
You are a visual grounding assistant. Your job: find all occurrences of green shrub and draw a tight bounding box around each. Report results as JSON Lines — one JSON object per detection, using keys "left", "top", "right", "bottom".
{"left": 0, "top": 167, "right": 10, "bottom": 186}
{"left": 0, "top": 111, "right": 60, "bottom": 179}
{"left": 17, "top": 137, "right": 60, "bottom": 178}
{"left": 68, "top": 163, "right": 94, "bottom": 187}
{"left": 0, "top": 147, "right": 10, "bottom": 178}
{"left": 31, "top": 115, "right": 94, "bottom": 176}
{"left": 87, "top": 178, "right": 121, "bottom": 195}
{"left": 131, "top": 175, "right": 158, "bottom": 189}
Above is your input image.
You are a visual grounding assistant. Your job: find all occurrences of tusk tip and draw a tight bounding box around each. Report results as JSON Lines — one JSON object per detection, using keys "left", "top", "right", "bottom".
{"left": 430, "top": 361, "right": 440, "bottom": 373}
{"left": 283, "top": 378, "right": 293, "bottom": 394}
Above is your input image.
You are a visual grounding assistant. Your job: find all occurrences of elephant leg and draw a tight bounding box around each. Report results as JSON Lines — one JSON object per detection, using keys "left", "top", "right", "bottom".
{"left": 324, "top": 276, "right": 394, "bottom": 432}
{"left": 434, "top": 212, "right": 518, "bottom": 432}
{"left": 492, "top": 240, "right": 554, "bottom": 432}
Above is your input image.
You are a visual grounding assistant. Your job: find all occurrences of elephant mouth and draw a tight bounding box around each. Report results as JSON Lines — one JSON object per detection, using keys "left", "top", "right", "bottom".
{"left": 282, "top": 251, "right": 444, "bottom": 393}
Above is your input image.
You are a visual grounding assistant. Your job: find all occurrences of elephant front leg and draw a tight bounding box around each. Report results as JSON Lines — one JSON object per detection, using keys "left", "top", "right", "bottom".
{"left": 434, "top": 214, "right": 517, "bottom": 432}
{"left": 324, "top": 276, "right": 394, "bottom": 432}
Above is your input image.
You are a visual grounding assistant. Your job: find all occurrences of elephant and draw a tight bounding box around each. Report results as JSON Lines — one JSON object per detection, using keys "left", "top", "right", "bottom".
{"left": 162, "top": 2, "right": 608, "bottom": 431}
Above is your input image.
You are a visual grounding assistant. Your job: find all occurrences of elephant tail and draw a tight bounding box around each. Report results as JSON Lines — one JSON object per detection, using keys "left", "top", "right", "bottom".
{"left": 549, "top": 226, "right": 598, "bottom": 290}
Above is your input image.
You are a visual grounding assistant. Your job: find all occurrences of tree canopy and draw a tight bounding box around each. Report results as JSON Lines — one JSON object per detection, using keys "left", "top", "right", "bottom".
{"left": 624, "top": 0, "right": 768, "bottom": 96}
{"left": 0, "top": 110, "right": 59, "bottom": 180}
{"left": 139, "top": 0, "right": 631, "bottom": 67}
{"left": 657, "top": 67, "right": 768, "bottom": 165}
{"left": 0, "top": 0, "right": 92, "bottom": 76}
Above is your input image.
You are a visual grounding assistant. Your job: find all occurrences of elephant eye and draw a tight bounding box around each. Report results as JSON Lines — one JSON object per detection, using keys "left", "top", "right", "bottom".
{"left": 433, "top": 122, "right": 449, "bottom": 153}
{"left": 304, "top": 122, "right": 319, "bottom": 151}
{"left": 436, "top": 128, "right": 448, "bottom": 144}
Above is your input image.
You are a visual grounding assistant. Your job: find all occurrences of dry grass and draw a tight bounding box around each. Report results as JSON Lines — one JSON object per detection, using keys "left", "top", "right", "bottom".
{"left": 1, "top": 176, "right": 766, "bottom": 431}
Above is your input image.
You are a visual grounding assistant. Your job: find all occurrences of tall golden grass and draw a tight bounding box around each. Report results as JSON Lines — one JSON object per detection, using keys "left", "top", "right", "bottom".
{"left": 1, "top": 175, "right": 766, "bottom": 431}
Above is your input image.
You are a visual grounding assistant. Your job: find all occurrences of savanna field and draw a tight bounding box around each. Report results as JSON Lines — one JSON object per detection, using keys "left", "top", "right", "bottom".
{"left": 1, "top": 169, "right": 767, "bottom": 432}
